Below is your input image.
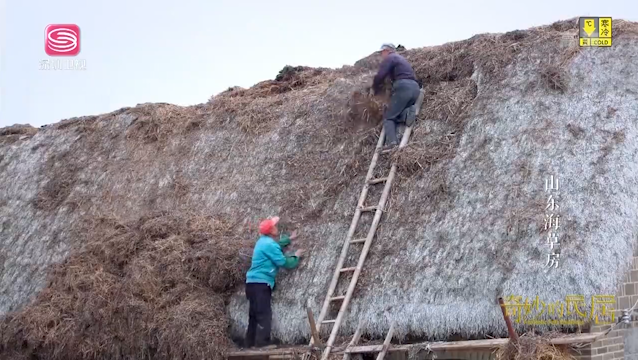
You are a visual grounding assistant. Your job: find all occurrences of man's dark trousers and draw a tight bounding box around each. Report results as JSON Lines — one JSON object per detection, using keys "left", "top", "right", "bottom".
{"left": 383, "top": 79, "right": 421, "bottom": 145}
{"left": 245, "top": 283, "right": 272, "bottom": 348}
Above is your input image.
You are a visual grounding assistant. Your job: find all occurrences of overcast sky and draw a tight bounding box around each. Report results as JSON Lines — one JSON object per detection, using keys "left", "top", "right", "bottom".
{"left": 0, "top": 0, "right": 636, "bottom": 127}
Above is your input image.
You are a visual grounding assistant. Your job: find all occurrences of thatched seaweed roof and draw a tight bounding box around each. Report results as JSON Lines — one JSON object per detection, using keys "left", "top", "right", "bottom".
{"left": 1, "top": 18, "right": 638, "bottom": 359}
{"left": 225, "top": 20, "right": 638, "bottom": 344}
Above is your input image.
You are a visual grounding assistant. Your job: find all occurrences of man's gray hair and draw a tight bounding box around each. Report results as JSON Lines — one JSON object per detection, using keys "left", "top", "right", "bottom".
{"left": 380, "top": 43, "right": 396, "bottom": 52}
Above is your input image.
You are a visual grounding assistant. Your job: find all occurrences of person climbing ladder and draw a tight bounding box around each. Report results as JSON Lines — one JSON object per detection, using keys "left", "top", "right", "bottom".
{"left": 371, "top": 43, "right": 421, "bottom": 150}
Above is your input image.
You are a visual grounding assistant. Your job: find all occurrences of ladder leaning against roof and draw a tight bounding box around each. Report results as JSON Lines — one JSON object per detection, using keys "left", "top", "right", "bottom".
{"left": 309, "top": 88, "right": 425, "bottom": 360}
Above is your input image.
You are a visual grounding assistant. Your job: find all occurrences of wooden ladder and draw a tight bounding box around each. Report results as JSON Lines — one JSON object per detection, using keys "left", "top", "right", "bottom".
{"left": 310, "top": 89, "right": 425, "bottom": 360}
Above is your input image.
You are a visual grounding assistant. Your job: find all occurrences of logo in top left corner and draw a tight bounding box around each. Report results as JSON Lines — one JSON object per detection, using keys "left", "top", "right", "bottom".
{"left": 45, "top": 24, "right": 80, "bottom": 56}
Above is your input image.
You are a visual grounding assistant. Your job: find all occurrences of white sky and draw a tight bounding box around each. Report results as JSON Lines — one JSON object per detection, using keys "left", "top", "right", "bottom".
{"left": 0, "top": 0, "right": 636, "bottom": 127}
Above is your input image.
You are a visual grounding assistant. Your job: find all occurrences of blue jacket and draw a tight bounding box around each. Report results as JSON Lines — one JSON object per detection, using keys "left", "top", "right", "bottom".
{"left": 246, "top": 234, "right": 299, "bottom": 289}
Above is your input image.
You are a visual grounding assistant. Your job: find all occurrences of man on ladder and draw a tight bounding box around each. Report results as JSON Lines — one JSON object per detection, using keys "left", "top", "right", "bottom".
{"left": 371, "top": 43, "right": 421, "bottom": 151}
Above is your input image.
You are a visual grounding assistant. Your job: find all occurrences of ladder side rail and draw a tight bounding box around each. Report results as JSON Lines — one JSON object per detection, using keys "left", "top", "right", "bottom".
{"left": 314, "top": 128, "right": 386, "bottom": 337}
{"left": 342, "top": 318, "right": 364, "bottom": 360}
{"left": 320, "top": 160, "right": 398, "bottom": 359}
{"left": 375, "top": 323, "right": 395, "bottom": 360}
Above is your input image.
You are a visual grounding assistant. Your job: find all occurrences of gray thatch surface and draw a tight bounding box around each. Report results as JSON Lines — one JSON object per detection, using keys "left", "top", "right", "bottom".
{"left": 0, "top": 19, "right": 637, "bottom": 356}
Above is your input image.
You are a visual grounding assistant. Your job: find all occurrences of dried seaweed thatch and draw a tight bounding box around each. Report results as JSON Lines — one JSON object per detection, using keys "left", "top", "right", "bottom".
{"left": 0, "top": 124, "right": 39, "bottom": 147}
{"left": 1, "top": 18, "right": 638, "bottom": 359}
{"left": 0, "top": 212, "right": 251, "bottom": 360}
{"left": 539, "top": 65, "right": 569, "bottom": 93}
{"left": 0, "top": 124, "right": 38, "bottom": 136}
{"left": 495, "top": 333, "right": 576, "bottom": 360}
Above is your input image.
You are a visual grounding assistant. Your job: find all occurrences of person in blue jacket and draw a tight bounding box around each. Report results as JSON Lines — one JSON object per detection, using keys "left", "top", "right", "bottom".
{"left": 244, "top": 216, "right": 305, "bottom": 349}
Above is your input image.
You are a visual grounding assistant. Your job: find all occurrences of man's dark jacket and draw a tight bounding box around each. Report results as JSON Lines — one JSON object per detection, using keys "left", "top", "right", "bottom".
{"left": 372, "top": 52, "right": 417, "bottom": 94}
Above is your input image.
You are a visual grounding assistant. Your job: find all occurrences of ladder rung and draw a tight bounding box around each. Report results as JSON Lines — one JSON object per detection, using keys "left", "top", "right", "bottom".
{"left": 330, "top": 296, "right": 346, "bottom": 302}
{"left": 350, "top": 238, "right": 366, "bottom": 244}
{"left": 360, "top": 206, "right": 377, "bottom": 212}
{"left": 368, "top": 177, "right": 388, "bottom": 185}
{"left": 322, "top": 319, "right": 336, "bottom": 324}
{"left": 340, "top": 267, "right": 357, "bottom": 273}
{"left": 381, "top": 148, "right": 395, "bottom": 154}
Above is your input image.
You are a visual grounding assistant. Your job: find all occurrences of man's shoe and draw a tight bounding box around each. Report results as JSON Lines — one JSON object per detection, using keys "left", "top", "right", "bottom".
{"left": 406, "top": 113, "right": 416, "bottom": 127}
{"left": 404, "top": 103, "right": 418, "bottom": 126}
{"left": 381, "top": 142, "right": 398, "bottom": 152}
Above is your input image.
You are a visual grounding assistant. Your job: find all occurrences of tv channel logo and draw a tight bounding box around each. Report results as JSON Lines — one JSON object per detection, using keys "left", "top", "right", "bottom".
{"left": 45, "top": 24, "right": 81, "bottom": 56}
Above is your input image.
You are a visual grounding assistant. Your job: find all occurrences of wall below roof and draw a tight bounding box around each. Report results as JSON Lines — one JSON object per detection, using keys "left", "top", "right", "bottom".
{"left": 575, "top": 250, "right": 638, "bottom": 360}
{"left": 619, "top": 249, "right": 638, "bottom": 360}
{"left": 624, "top": 328, "right": 638, "bottom": 360}
{"left": 388, "top": 349, "right": 495, "bottom": 360}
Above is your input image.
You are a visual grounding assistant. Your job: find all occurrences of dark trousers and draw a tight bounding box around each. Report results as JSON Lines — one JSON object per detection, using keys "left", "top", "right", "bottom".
{"left": 383, "top": 79, "right": 421, "bottom": 145}
{"left": 245, "top": 283, "right": 272, "bottom": 348}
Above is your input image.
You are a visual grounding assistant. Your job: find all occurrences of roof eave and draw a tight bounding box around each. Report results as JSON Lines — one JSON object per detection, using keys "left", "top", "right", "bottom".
{"left": 226, "top": 332, "right": 605, "bottom": 358}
